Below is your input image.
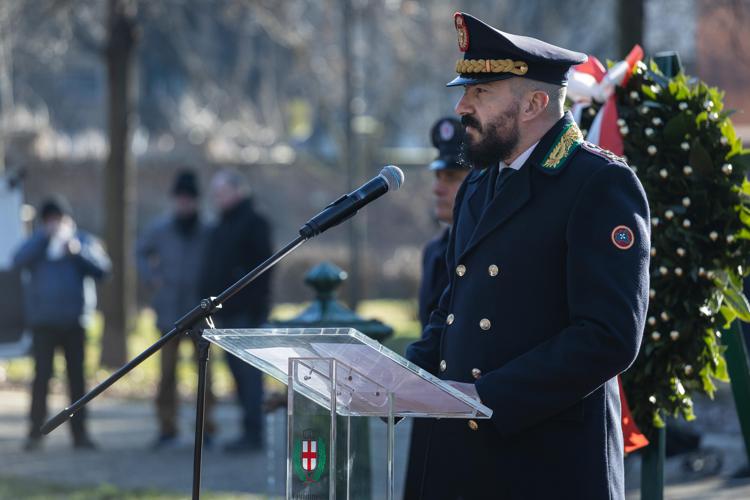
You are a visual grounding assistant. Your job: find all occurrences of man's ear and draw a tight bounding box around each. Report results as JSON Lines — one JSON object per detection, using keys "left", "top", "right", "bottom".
{"left": 520, "top": 90, "right": 550, "bottom": 122}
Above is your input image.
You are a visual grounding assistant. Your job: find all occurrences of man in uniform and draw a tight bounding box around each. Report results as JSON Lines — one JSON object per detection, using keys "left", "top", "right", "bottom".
{"left": 406, "top": 12, "right": 650, "bottom": 499}
{"left": 405, "top": 117, "right": 470, "bottom": 498}
{"left": 417, "top": 117, "right": 471, "bottom": 328}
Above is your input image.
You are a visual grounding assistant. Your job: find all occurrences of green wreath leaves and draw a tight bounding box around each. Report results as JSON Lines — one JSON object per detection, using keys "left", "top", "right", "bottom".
{"left": 578, "top": 60, "right": 750, "bottom": 436}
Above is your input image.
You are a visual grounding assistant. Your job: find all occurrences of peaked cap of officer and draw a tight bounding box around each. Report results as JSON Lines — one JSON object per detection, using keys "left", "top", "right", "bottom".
{"left": 448, "top": 12, "right": 587, "bottom": 87}
{"left": 429, "top": 117, "right": 469, "bottom": 171}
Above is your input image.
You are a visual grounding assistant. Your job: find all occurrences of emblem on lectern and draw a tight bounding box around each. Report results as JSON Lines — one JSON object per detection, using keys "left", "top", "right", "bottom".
{"left": 294, "top": 429, "right": 327, "bottom": 483}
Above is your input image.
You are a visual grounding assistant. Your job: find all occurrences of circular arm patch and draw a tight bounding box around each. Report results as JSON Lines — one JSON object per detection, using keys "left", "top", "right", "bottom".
{"left": 611, "top": 225, "right": 635, "bottom": 250}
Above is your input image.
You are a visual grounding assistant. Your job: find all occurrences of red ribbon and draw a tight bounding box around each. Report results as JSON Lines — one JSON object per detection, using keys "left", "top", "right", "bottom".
{"left": 619, "top": 376, "right": 649, "bottom": 453}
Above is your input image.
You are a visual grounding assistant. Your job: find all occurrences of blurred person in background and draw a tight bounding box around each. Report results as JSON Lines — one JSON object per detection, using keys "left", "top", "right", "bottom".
{"left": 136, "top": 170, "right": 216, "bottom": 449}
{"left": 405, "top": 117, "right": 470, "bottom": 499}
{"left": 199, "top": 168, "right": 273, "bottom": 452}
{"left": 417, "top": 117, "right": 470, "bottom": 328}
{"left": 13, "top": 195, "right": 111, "bottom": 451}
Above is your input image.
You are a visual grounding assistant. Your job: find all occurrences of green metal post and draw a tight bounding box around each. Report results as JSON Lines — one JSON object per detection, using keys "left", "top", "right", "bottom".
{"left": 641, "top": 425, "right": 665, "bottom": 500}
{"left": 722, "top": 320, "right": 750, "bottom": 463}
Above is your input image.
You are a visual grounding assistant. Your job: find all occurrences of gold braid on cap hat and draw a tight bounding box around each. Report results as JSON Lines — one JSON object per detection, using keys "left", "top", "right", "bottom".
{"left": 456, "top": 58, "right": 528, "bottom": 75}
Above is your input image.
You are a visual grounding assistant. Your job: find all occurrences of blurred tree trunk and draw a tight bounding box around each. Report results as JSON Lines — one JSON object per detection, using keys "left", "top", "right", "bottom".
{"left": 342, "top": 0, "right": 362, "bottom": 309}
{"left": 0, "top": 1, "right": 14, "bottom": 174}
{"left": 100, "top": 0, "right": 137, "bottom": 368}
{"left": 618, "top": 0, "right": 644, "bottom": 56}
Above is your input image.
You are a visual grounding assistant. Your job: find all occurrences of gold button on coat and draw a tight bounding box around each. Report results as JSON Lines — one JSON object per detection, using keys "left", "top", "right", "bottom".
{"left": 471, "top": 368, "right": 482, "bottom": 379}
{"left": 446, "top": 313, "right": 455, "bottom": 325}
{"left": 479, "top": 318, "right": 491, "bottom": 330}
{"left": 456, "top": 264, "right": 466, "bottom": 277}
{"left": 468, "top": 419, "right": 479, "bottom": 431}
{"left": 488, "top": 264, "right": 499, "bottom": 277}
{"left": 439, "top": 360, "right": 447, "bottom": 372}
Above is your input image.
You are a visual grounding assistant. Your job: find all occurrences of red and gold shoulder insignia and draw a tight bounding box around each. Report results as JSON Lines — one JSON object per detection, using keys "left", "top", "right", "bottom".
{"left": 454, "top": 12, "right": 470, "bottom": 52}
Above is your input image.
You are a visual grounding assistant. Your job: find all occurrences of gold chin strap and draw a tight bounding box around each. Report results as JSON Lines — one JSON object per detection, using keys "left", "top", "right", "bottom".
{"left": 455, "top": 58, "right": 528, "bottom": 75}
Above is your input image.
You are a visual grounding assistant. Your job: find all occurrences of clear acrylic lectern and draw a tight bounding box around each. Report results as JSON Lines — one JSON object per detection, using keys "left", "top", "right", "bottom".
{"left": 203, "top": 327, "right": 492, "bottom": 500}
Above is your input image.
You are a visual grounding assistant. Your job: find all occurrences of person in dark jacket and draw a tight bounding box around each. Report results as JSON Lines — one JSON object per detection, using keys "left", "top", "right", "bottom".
{"left": 405, "top": 13, "right": 650, "bottom": 499}
{"left": 13, "top": 196, "right": 111, "bottom": 451}
{"left": 405, "top": 117, "right": 470, "bottom": 499}
{"left": 137, "top": 170, "right": 216, "bottom": 448}
{"left": 199, "top": 168, "right": 273, "bottom": 452}
{"left": 417, "top": 117, "right": 471, "bottom": 328}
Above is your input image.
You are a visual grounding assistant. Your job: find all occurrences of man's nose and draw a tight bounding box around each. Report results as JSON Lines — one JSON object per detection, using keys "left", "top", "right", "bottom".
{"left": 455, "top": 93, "right": 471, "bottom": 116}
{"left": 433, "top": 179, "right": 447, "bottom": 196}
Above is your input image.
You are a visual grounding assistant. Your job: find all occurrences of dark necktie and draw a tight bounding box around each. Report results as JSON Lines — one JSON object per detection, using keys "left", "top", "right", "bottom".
{"left": 495, "top": 167, "right": 515, "bottom": 194}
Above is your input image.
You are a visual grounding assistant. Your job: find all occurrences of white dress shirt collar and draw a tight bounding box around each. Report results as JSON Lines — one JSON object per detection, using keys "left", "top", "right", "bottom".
{"left": 499, "top": 141, "right": 539, "bottom": 172}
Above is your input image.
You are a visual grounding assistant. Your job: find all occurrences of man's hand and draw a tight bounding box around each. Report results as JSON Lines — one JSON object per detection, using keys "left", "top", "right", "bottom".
{"left": 445, "top": 380, "right": 481, "bottom": 402}
{"left": 66, "top": 238, "right": 81, "bottom": 255}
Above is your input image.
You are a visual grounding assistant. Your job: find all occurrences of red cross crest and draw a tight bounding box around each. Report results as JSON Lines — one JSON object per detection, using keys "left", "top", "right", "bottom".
{"left": 301, "top": 439, "right": 317, "bottom": 472}
{"left": 294, "top": 432, "right": 326, "bottom": 483}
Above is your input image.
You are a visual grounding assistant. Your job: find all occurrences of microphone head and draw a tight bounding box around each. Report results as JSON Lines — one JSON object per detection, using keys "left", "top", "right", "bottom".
{"left": 380, "top": 165, "right": 405, "bottom": 192}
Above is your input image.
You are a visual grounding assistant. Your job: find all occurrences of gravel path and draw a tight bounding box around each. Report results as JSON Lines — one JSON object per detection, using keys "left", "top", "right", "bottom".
{"left": 0, "top": 388, "right": 411, "bottom": 497}
{"left": 2, "top": 387, "right": 750, "bottom": 499}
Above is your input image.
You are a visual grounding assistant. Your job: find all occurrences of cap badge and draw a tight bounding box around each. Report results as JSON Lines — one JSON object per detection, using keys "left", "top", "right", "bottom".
{"left": 439, "top": 121, "right": 455, "bottom": 141}
{"left": 454, "top": 12, "right": 469, "bottom": 52}
{"left": 611, "top": 225, "right": 635, "bottom": 250}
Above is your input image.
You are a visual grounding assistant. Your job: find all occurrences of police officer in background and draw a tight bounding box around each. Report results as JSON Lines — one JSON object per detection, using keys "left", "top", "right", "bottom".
{"left": 405, "top": 12, "right": 650, "bottom": 499}
{"left": 417, "top": 117, "right": 471, "bottom": 328}
{"left": 405, "top": 117, "right": 470, "bottom": 498}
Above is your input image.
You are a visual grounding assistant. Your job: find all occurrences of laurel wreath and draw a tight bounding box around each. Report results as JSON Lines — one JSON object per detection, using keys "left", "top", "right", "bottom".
{"left": 578, "top": 60, "right": 750, "bottom": 436}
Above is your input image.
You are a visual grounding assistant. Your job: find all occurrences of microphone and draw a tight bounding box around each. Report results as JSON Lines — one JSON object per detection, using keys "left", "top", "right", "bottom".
{"left": 300, "top": 165, "right": 405, "bottom": 238}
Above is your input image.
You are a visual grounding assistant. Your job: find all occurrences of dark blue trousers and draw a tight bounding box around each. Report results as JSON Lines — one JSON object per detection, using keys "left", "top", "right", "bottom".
{"left": 226, "top": 351, "right": 263, "bottom": 442}
{"left": 220, "top": 314, "right": 263, "bottom": 443}
{"left": 29, "top": 325, "right": 87, "bottom": 439}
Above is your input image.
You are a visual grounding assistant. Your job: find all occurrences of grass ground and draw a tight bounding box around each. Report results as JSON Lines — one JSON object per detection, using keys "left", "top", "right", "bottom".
{"left": 0, "top": 299, "right": 421, "bottom": 399}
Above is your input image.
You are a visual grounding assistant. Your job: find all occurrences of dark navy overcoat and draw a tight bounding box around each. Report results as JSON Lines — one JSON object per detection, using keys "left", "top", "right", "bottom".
{"left": 418, "top": 228, "right": 451, "bottom": 329}
{"left": 406, "top": 112, "right": 650, "bottom": 499}
{"left": 405, "top": 227, "right": 451, "bottom": 499}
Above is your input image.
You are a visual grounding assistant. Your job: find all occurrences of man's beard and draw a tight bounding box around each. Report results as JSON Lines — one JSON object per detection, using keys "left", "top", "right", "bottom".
{"left": 459, "top": 105, "right": 521, "bottom": 170}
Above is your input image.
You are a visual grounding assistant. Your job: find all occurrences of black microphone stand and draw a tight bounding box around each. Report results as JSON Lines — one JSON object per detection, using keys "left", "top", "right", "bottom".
{"left": 41, "top": 234, "right": 308, "bottom": 500}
